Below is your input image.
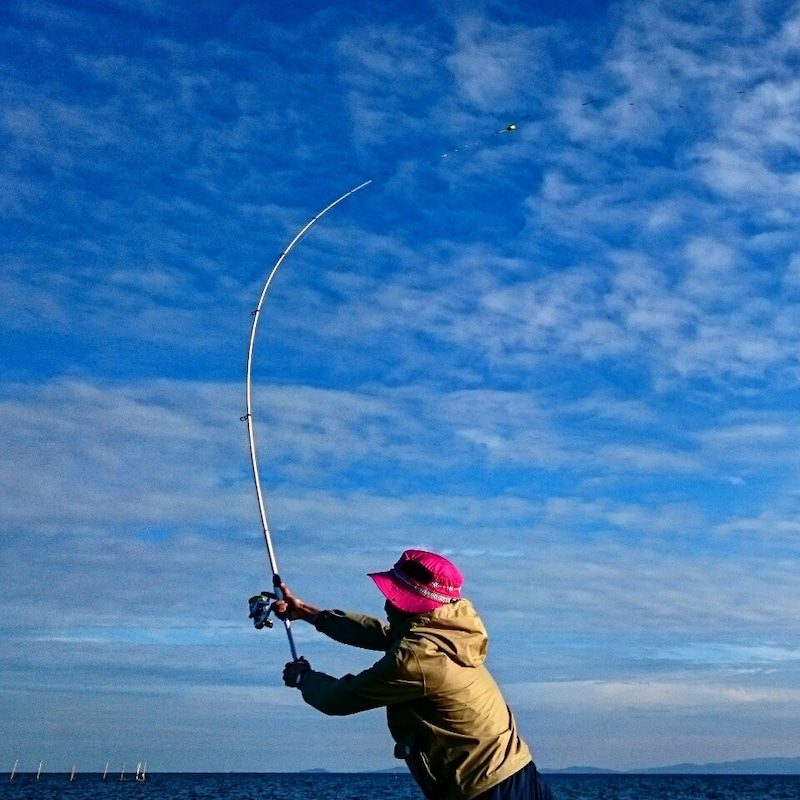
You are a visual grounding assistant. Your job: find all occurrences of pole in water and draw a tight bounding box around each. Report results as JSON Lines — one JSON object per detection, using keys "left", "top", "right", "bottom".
{"left": 243, "top": 180, "right": 372, "bottom": 660}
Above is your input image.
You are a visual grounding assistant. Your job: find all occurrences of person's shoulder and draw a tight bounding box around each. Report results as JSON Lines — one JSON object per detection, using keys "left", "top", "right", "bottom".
{"left": 394, "top": 627, "right": 453, "bottom": 666}
{"left": 369, "top": 636, "right": 426, "bottom": 681}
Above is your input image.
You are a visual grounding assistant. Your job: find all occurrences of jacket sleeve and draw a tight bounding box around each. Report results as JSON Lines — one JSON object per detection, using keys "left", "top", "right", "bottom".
{"left": 313, "top": 609, "right": 393, "bottom": 651}
{"left": 299, "top": 640, "right": 426, "bottom": 716}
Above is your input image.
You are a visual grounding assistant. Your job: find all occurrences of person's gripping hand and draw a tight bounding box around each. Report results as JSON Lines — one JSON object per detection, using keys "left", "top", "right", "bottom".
{"left": 271, "top": 584, "right": 321, "bottom": 623}
{"left": 283, "top": 657, "right": 311, "bottom": 688}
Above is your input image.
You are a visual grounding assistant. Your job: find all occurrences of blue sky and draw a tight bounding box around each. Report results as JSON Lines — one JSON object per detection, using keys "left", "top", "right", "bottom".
{"left": 3, "top": 0, "right": 800, "bottom": 775}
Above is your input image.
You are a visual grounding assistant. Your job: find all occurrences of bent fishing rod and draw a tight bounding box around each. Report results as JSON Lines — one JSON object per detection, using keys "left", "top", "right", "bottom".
{"left": 244, "top": 180, "right": 372, "bottom": 660}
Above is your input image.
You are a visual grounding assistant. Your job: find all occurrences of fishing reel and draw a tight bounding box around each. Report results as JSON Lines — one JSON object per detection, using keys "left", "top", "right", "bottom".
{"left": 248, "top": 591, "right": 278, "bottom": 629}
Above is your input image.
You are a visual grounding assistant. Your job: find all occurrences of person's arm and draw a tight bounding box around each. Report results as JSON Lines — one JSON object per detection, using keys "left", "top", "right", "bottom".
{"left": 272, "top": 583, "right": 322, "bottom": 623}
{"left": 297, "top": 639, "right": 427, "bottom": 716}
{"left": 313, "top": 609, "right": 392, "bottom": 651}
{"left": 275, "top": 584, "right": 392, "bottom": 651}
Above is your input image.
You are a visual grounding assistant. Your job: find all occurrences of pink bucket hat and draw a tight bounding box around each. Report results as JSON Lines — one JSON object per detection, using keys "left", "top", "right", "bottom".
{"left": 369, "top": 550, "right": 463, "bottom": 614}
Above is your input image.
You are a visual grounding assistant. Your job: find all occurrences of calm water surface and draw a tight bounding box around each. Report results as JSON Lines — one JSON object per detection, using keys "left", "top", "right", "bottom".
{"left": 4, "top": 772, "right": 800, "bottom": 800}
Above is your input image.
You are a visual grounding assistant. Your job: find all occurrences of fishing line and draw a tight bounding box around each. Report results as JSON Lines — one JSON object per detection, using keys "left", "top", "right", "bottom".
{"left": 421, "top": 87, "right": 751, "bottom": 166}
{"left": 241, "top": 89, "right": 749, "bottom": 656}
{"left": 241, "top": 117, "right": 528, "bottom": 655}
{"left": 240, "top": 118, "right": 527, "bottom": 656}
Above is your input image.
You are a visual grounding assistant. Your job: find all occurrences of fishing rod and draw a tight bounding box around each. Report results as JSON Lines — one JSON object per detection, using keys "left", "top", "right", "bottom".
{"left": 244, "top": 180, "right": 372, "bottom": 660}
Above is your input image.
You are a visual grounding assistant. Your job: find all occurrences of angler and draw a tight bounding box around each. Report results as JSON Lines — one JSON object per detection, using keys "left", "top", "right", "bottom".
{"left": 271, "top": 550, "right": 555, "bottom": 800}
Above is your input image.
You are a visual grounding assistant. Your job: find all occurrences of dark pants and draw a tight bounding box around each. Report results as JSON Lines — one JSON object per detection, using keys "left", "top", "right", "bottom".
{"left": 474, "top": 762, "right": 555, "bottom": 800}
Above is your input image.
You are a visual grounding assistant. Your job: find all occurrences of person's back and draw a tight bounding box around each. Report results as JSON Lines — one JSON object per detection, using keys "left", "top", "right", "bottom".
{"left": 381, "top": 600, "right": 531, "bottom": 800}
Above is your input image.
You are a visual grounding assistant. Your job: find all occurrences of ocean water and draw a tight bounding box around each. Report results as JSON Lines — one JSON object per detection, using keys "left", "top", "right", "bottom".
{"left": 4, "top": 772, "right": 800, "bottom": 800}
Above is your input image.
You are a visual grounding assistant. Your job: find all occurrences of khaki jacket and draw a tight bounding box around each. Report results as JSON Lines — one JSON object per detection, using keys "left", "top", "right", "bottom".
{"left": 300, "top": 600, "right": 532, "bottom": 800}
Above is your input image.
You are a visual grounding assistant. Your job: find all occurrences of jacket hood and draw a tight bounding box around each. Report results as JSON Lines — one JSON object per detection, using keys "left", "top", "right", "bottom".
{"left": 397, "top": 599, "right": 488, "bottom": 668}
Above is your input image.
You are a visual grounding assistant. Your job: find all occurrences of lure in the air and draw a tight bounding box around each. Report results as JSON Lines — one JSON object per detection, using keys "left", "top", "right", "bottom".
{"left": 494, "top": 115, "right": 530, "bottom": 134}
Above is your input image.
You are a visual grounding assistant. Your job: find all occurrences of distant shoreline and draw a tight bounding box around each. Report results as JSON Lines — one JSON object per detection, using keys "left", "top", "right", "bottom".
{"left": 9, "top": 758, "right": 800, "bottom": 777}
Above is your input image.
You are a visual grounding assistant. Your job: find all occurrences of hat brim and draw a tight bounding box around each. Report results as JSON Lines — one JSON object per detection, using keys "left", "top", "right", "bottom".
{"left": 368, "top": 570, "right": 444, "bottom": 614}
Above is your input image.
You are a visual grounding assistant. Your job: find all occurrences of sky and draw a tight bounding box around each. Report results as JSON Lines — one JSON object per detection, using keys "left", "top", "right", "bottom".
{"left": 2, "top": 0, "right": 800, "bottom": 776}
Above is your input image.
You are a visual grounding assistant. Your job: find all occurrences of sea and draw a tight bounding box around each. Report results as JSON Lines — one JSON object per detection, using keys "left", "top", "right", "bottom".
{"left": 4, "top": 772, "right": 800, "bottom": 800}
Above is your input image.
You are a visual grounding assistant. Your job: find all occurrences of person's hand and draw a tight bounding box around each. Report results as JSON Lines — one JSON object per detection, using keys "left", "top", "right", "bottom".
{"left": 271, "top": 583, "right": 302, "bottom": 619}
{"left": 271, "top": 584, "right": 321, "bottom": 623}
{"left": 283, "top": 657, "right": 311, "bottom": 688}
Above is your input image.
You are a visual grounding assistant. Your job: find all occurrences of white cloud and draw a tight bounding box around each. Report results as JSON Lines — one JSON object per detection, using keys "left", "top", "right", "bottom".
{"left": 5, "top": 0, "right": 800, "bottom": 774}
{"left": 446, "top": 15, "right": 555, "bottom": 110}
{"left": 508, "top": 676, "right": 800, "bottom": 712}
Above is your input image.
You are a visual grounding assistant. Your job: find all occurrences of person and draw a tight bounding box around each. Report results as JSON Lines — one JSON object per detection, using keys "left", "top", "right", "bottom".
{"left": 272, "top": 549, "right": 554, "bottom": 800}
